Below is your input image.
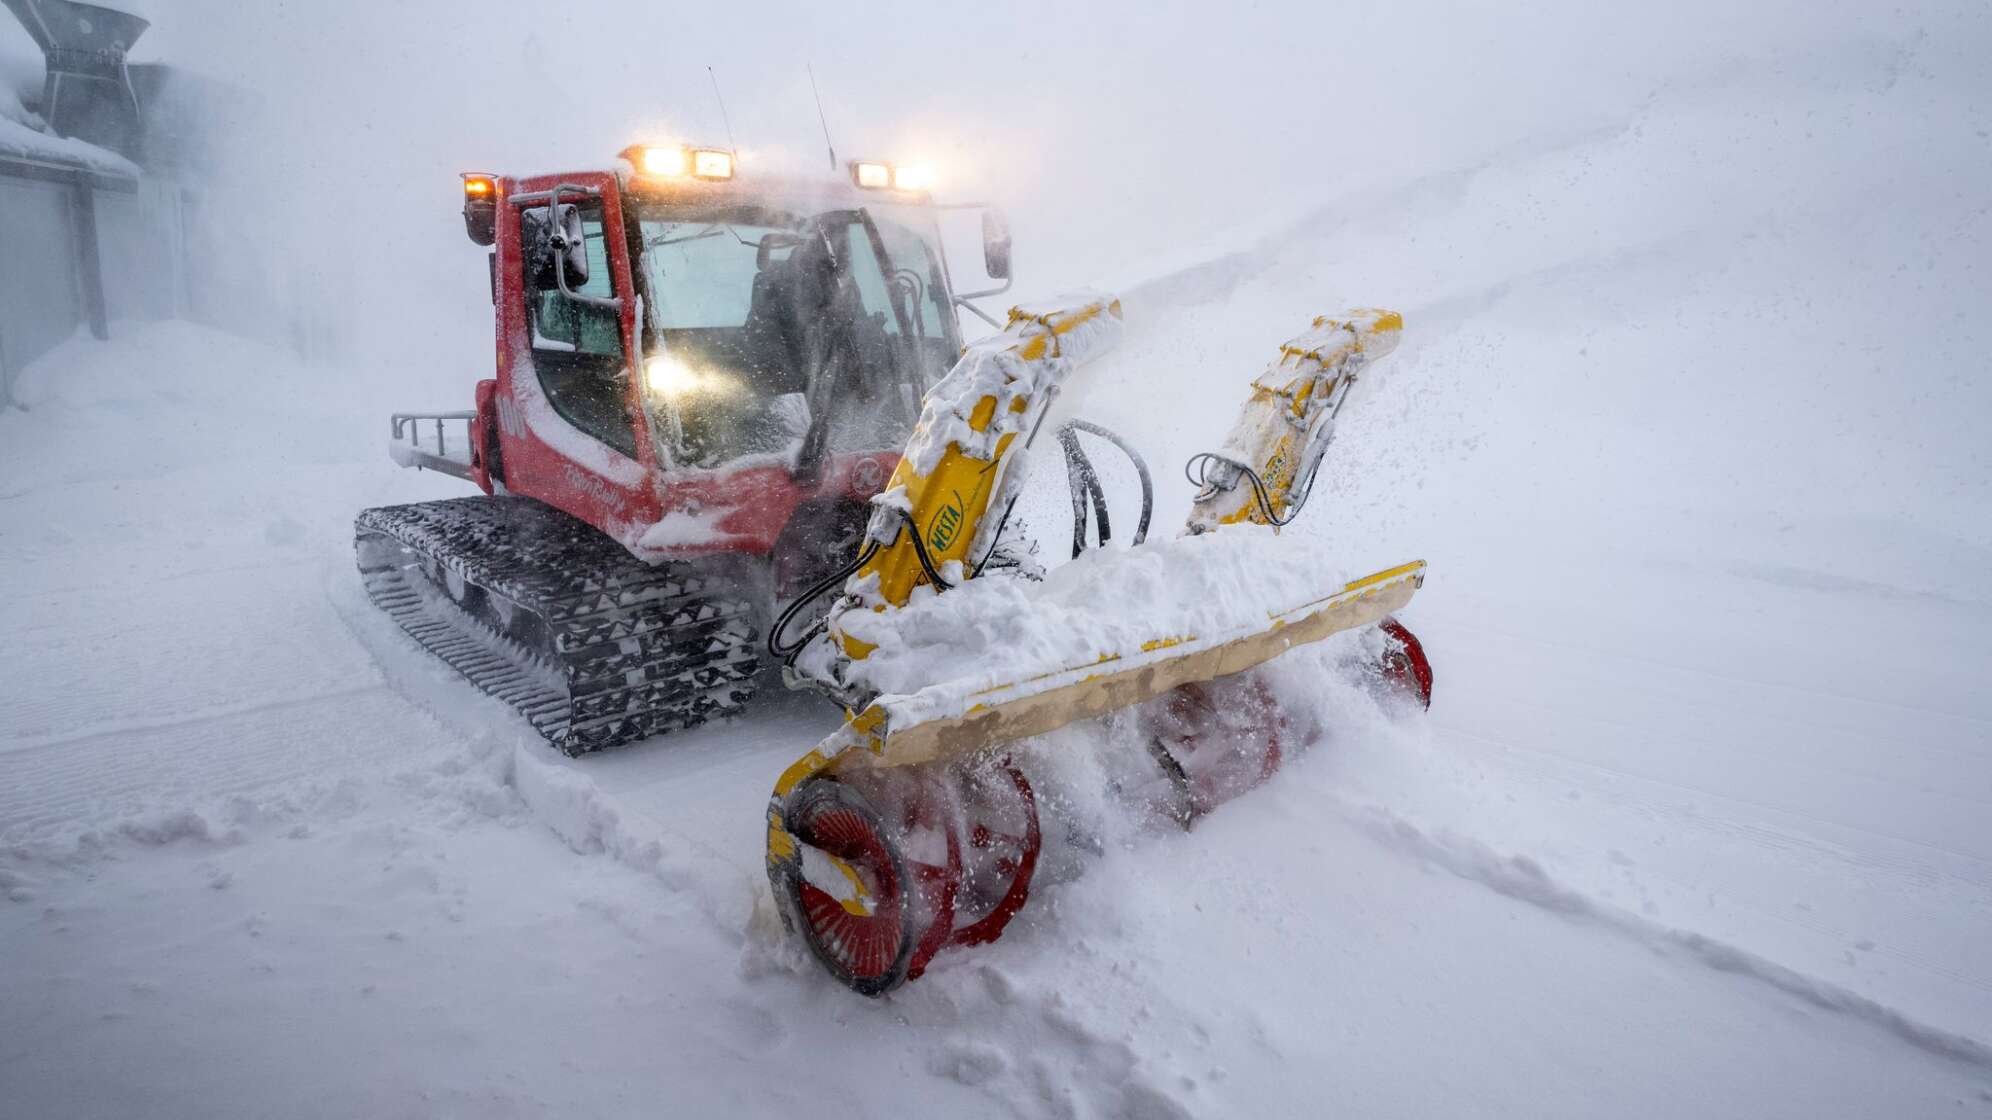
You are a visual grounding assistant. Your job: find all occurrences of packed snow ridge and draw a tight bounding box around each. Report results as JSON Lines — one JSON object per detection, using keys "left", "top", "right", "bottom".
{"left": 840, "top": 525, "right": 1358, "bottom": 699}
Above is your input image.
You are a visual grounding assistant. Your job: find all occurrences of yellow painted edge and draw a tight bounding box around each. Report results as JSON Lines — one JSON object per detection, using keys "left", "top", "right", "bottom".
{"left": 766, "top": 808, "right": 797, "bottom": 862}
{"left": 1341, "top": 560, "right": 1426, "bottom": 594}
{"left": 828, "top": 856, "right": 874, "bottom": 917}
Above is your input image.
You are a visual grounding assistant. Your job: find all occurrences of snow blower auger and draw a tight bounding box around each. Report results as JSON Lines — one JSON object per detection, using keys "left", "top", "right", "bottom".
{"left": 764, "top": 303, "right": 1434, "bottom": 995}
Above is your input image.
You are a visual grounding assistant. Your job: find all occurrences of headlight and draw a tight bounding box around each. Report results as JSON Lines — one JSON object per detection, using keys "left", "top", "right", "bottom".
{"left": 644, "top": 356, "right": 740, "bottom": 400}
{"left": 626, "top": 144, "right": 735, "bottom": 180}
{"left": 691, "top": 149, "right": 734, "bottom": 179}
{"left": 850, "top": 159, "right": 935, "bottom": 192}
{"left": 636, "top": 145, "right": 689, "bottom": 177}
{"left": 644, "top": 355, "right": 700, "bottom": 398}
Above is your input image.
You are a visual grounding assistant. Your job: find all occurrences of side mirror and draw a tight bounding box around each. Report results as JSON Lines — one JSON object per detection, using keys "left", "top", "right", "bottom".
{"left": 982, "top": 209, "right": 1012, "bottom": 281}
{"left": 756, "top": 232, "right": 802, "bottom": 271}
{"left": 521, "top": 203, "right": 590, "bottom": 291}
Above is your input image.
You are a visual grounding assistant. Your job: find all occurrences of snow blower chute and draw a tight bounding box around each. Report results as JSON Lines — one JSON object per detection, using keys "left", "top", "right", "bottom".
{"left": 765, "top": 300, "right": 1433, "bottom": 994}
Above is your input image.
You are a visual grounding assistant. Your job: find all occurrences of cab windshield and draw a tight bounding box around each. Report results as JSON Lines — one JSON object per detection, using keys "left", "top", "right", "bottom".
{"left": 635, "top": 205, "right": 957, "bottom": 470}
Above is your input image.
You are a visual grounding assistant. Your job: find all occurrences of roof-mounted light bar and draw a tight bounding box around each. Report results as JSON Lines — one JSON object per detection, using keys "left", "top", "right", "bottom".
{"left": 849, "top": 159, "right": 935, "bottom": 193}
{"left": 692, "top": 149, "right": 734, "bottom": 179}
{"left": 623, "top": 143, "right": 735, "bottom": 181}
{"left": 890, "top": 165, "right": 933, "bottom": 192}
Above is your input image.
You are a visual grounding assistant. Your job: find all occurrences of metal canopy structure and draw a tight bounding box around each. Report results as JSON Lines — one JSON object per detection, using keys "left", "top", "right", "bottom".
{"left": 2, "top": 0, "right": 149, "bottom": 158}
{"left": 0, "top": 0, "right": 175, "bottom": 409}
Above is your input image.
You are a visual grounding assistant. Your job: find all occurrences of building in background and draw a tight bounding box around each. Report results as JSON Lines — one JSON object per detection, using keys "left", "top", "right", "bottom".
{"left": 0, "top": 0, "right": 213, "bottom": 408}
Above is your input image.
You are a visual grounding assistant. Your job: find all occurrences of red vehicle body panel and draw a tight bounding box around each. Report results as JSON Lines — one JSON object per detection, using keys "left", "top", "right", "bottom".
{"left": 468, "top": 377, "right": 499, "bottom": 494}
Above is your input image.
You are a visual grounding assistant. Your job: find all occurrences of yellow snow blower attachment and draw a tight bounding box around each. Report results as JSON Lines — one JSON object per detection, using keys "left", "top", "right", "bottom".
{"left": 1186, "top": 308, "right": 1403, "bottom": 532}
{"left": 764, "top": 300, "right": 1429, "bottom": 995}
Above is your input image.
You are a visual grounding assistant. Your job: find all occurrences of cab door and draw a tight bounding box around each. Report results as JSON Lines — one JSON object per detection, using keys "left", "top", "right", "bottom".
{"left": 490, "top": 171, "right": 663, "bottom": 544}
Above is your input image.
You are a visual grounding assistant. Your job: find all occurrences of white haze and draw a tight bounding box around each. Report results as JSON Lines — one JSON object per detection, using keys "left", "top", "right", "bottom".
{"left": 132, "top": 0, "right": 1990, "bottom": 534}
{"left": 4, "top": 2, "right": 1992, "bottom": 1116}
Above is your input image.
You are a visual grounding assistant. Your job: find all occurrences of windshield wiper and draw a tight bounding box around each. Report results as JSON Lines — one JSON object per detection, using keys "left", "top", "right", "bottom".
{"left": 646, "top": 223, "right": 772, "bottom": 250}
{"left": 648, "top": 224, "right": 731, "bottom": 249}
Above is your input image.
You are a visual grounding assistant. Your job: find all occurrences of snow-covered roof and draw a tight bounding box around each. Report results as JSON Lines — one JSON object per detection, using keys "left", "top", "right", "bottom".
{"left": 0, "top": 112, "right": 140, "bottom": 177}
{"left": 0, "top": 16, "right": 139, "bottom": 179}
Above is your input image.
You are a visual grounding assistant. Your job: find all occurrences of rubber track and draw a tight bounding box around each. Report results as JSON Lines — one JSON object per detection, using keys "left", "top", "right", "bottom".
{"left": 355, "top": 496, "right": 761, "bottom": 754}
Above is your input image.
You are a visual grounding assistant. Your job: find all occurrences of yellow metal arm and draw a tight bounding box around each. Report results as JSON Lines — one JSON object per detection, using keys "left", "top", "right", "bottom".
{"left": 826, "top": 295, "right": 1124, "bottom": 658}
{"left": 1187, "top": 309, "right": 1401, "bottom": 533}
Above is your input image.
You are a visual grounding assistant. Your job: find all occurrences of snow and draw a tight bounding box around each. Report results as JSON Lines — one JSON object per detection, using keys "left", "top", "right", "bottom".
{"left": 0, "top": 94, "right": 139, "bottom": 176}
{"left": 635, "top": 506, "right": 745, "bottom": 551}
{"left": 838, "top": 526, "right": 1360, "bottom": 701}
{"left": 5, "top": 1, "right": 1992, "bottom": 1117}
{"left": 0, "top": 76, "right": 38, "bottom": 129}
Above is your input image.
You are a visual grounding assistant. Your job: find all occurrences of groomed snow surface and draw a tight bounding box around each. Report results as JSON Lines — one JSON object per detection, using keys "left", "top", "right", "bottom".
{"left": 6, "top": 11, "right": 1992, "bottom": 1119}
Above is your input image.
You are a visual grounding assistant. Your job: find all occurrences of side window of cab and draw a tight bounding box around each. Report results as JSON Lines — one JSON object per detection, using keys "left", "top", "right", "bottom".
{"left": 525, "top": 206, "right": 637, "bottom": 458}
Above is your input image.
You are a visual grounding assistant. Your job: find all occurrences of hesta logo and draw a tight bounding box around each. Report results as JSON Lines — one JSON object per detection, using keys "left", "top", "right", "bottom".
{"left": 928, "top": 493, "right": 966, "bottom": 552}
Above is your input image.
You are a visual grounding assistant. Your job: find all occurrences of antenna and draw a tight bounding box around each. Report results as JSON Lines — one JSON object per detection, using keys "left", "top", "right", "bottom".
{"left": 807, "top": 63, "right": 837, "bottom": 171}
{"left": 706, "top": 66, "right": 738, "bottom": 152}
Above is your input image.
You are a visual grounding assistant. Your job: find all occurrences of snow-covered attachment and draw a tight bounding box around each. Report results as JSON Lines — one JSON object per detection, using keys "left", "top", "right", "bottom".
{"left": 766, "top": 306, "right": 1434, "bottom": 995}
{"left": 771, "top": 294, "right": 1126, "bottom": 696}
{"left": 1186, "top": 308, "right": 1401, "bottom": 532}
{"left": 842, "top": 293, "right": 1124, "bottom": 645}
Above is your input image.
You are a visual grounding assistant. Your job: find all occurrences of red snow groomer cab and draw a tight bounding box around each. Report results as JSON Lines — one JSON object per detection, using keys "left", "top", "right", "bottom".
{"left": 357, "top": 145, "right": 1014, "bottom": 753}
